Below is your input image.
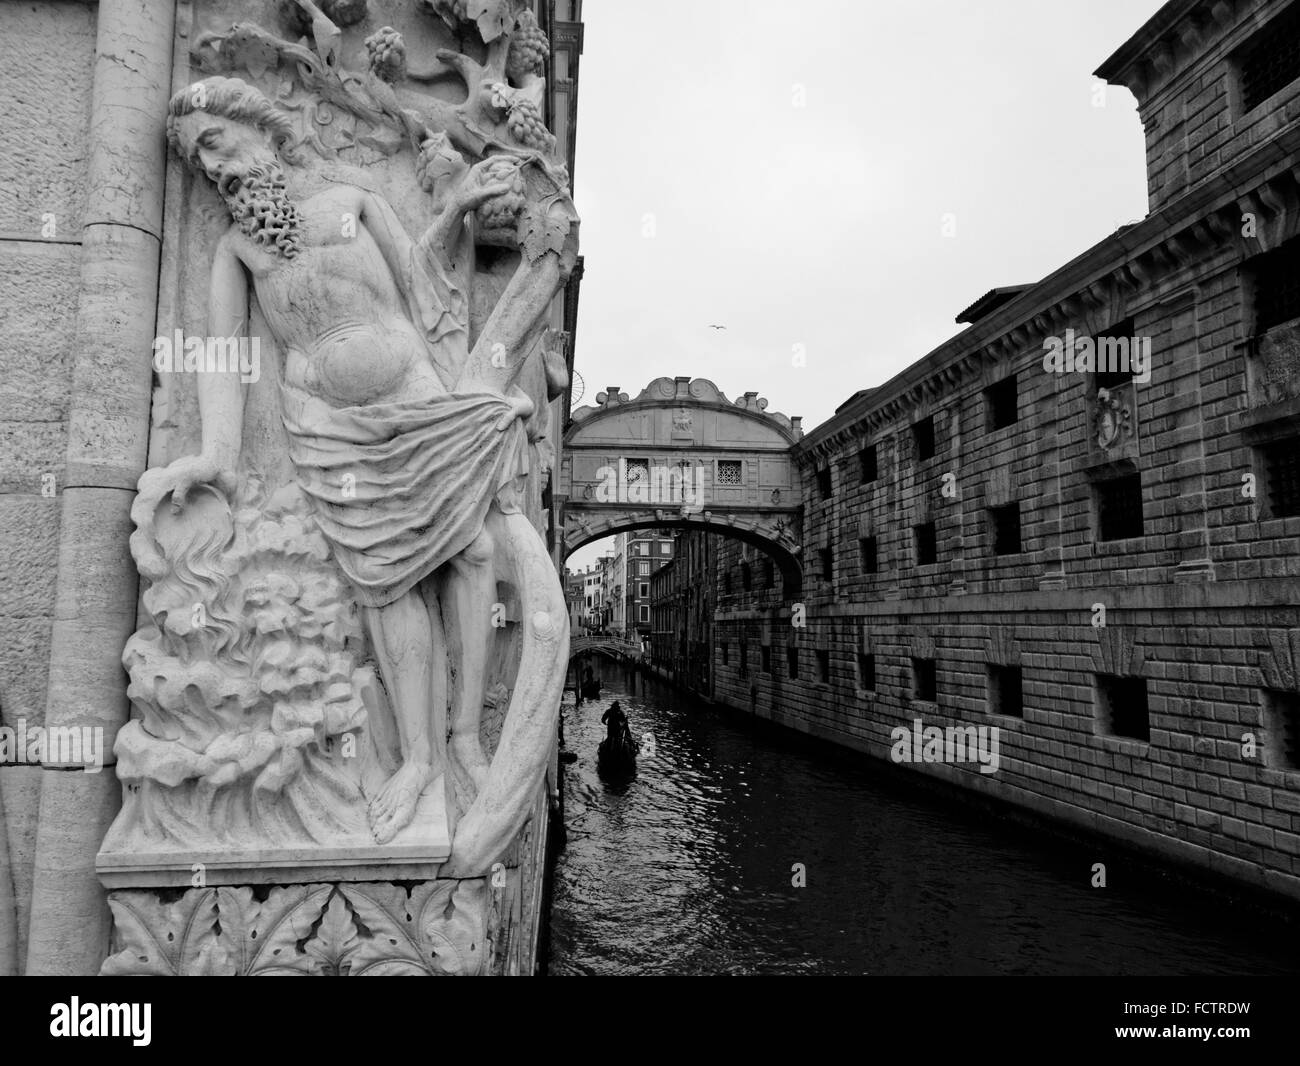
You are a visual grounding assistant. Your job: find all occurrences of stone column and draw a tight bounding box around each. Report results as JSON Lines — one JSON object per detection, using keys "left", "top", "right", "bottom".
{"left": 25, "top": 0, "right": 175, "bottom": 976}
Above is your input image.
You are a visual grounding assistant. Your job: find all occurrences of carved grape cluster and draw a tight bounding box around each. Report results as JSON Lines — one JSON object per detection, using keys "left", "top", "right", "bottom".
{"left": 475, "top": 157, "right": 527, "bottom": 232}
{"left": 365, "top": 26, "right": 406, "bottom": 83}
{"left": 507, "top": 10, "right": 550, "bottom": 81}
{"left": 480, "top": 82, "right": 555, "bottom": 153}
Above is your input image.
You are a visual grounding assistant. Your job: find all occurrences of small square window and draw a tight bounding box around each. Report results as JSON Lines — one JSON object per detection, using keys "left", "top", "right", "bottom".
{"left": 819, "top": 547, "right": 833, "bottom": 581}
{"left": 1095, "top": 473, "right": 1144, "bottom": 542}
{"left": 787, "top": 646, "right": 800, "bottom": 680}
{"left": 1261, "top": 436, "right": 1300, "bottom": 517}
{"left": 984, "top": 375, "right": 1018, "bottom": 431}
{"left": 989, "top": 503, "right": 1021, "bottom": 555}
{"left": 857, "top": 652, "right": 876, "bottom": 692}
{"left": 913, "top": 417, "right": 935, "bottom": 461}
{"left": 912, "top": 657, "right": 937, "bottom": 702}
{"left": 1096, "top": 674, "right": 1149, "bottom": 741}
{"left": 914, "top": 522, "right": 937, "bottom": 566}
{"left": 717, "top": 459, "right": 742, "bottom": 486}
{"left": 818, "top": 467, "right": 833, "bottom": 500}
{"left": 988, "top": 664, "right": 1023, "bottom": 718}
{"left": 1264, "top": 690, "right": 1300, "bottom": 770}
{"left": 859, "top": 535, "right": 878, "bottom": 574}
{"left": 761, "top": 645, "right": 772, "bottom": 673}
{"left": 859, "top": 445, "right": 878, "bottom": 484}
{"left": 816, "top": 649, "right": 830, "bottom": 683}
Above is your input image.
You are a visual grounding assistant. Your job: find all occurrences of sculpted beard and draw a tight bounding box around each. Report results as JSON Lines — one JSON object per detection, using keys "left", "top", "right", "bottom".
{"left": 221, "top": 159, "right": 303, "bottom": 259}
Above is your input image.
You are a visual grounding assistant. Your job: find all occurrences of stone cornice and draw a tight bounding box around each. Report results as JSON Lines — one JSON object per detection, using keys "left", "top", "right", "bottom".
{"left": 1093, "top": 0, "right": 1233, "bottom": 105}
{"left": 796, "top": 121, "right": 1300, "bottom": 460}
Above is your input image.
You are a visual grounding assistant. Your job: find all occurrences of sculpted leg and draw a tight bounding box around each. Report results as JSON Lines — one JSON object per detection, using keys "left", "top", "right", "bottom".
{"left": 445, "top": 523, "right": 496, "bottom": 793}
{"left": 362, "top": 589, "right": 441, "bottom": 844}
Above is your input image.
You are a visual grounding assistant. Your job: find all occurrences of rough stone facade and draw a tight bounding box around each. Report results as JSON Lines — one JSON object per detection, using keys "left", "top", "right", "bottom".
{"left": 655, "top": 0, "right": 1300, "bottom": 902}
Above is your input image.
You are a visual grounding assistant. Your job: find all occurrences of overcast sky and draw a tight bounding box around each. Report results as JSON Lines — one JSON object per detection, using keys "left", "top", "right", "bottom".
{"left": 565, "top": 0, "right": 1166, "bottom": 571}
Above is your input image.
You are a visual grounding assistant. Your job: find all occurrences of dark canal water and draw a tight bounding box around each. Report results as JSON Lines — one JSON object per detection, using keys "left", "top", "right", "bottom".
{"left": 546, "top": 665, "right": 1300, "bottom": 976}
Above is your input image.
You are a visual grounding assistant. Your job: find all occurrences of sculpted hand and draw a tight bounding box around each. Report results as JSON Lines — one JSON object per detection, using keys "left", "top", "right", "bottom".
{"left": 135, "top": 452, "right": 236, "bottom": 516}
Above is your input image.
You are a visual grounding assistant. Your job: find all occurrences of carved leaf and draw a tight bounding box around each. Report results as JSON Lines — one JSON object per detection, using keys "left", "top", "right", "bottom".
{"left": 468, "top": 0, "right": 517, "bottom": 42}
{"left": 101, "top": 889, "right": 231, "bottom": 976}
{"left": 518, "top": 202, "right": 570, "bottom": 264}
{"left": 216, "top": 884, "right": 331, "bottom": 976}
{"left": 340, "top": 880, "right": 486, "bottom": 975}
{"left": 304, "top": 892, "right": 361, "bottom": 975}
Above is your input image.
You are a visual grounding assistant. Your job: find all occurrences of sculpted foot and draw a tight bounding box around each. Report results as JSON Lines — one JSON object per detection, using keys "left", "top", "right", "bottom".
{"left": 368, "top": 760, "right": 432, "bottom": 844}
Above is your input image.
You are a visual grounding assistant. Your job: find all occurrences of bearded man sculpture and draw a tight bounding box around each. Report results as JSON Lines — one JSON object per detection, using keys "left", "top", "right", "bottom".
{"left": 127, "top": 73, "right": 569, "bottom": 872}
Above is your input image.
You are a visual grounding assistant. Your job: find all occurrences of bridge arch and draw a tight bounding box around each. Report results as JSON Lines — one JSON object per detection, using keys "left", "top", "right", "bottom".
{"left": 558, "top": 377, "right": 804, "bottom": 595}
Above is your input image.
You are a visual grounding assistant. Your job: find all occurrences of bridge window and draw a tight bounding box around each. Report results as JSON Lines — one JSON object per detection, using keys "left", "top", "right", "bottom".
{"left": 1251, "top": 237, "right": 1300, "bottom": 333}
{"left": 1260, "top": 434, "right": 1300, "bottom": 517}
{"left": 989, "top": 503, "right": 1021, "bottom": 555}
{"left": 913, "top": 521, "right": 937, "bottom": 566}
{"left": 912, "top": 657, "right": 937, "bottom": 702}
{"left": 988, "top": 664, "right": 1024, "bottom": 719}
{"left": 859, "top": 444, "right": 878, "bottom": 484}
{"left": 1264, "top": 690, "right": 1300, "bottom": 770}
{"left": 984, "top": 374, "right": 1018, "bottom": 431}
{"left": 1096, "top": 674, "right": 1149, "bottom": 741}
{"left": 717, "top": 459, "right": 742, "bottom": 486}
{"left": 1094, "top": 472, "right": 1144, "bottom": 542}
{"left": 816, "top": 649, "right": 830, "bottom": 683}
{"left": 739, "top": 642, "right": 748, "bottom": 677}
{"left": 741, "top": 563, "right": 752, "bottom": 591}
{"left": 724, "top": 570, "right": 732, "bottom": 594}
{"left": 857, "top": 652, "right": 876, "bottom": 692}
{"left": 817, "top": 466, "right": 833, "bottom": 499}
{"left": 818, "top": 547, "right": 833, "bottom": 581}
{"left": 761, "top": 645, "right": 771, "bottom": 673}
{"left": 912, "top": 416, "right": 936, "bottom": 461}
{"left": 721, "top": 643, "right": 729, "bottom": 666}
{"left": 1237, "top": 2, "right": 1300, "bottom": 112}
{"left": 859, "top": 535, "right": 878, "bottom": 574}
{"left": 763, "top": 557, "right": 775, "bottom": 588}
{"left": 787, "top": 646, "right": 800, "bottom": 679}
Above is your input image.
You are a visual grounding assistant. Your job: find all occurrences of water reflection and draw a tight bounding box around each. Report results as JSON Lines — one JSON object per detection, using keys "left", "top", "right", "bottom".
{"left": 547, "top": 664, "right": 1300, "bottom": 976}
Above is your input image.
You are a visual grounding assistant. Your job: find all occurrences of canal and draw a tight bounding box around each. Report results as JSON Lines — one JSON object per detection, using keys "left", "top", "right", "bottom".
{"left": 546, "top": 664, "right": 1300, "bottom": 976}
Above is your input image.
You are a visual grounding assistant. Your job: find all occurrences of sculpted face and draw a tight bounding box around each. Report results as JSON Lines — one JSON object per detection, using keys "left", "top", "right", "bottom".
{"left": 173, "top": 111, "right": 277, "bottom": 197}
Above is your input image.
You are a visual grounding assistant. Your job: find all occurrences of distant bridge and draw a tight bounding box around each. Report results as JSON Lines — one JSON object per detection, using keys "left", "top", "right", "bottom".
{"left": 569, "top": 636, "right": 645, "bottom": 661}
{"left": 557, "top": 377, "right": 804, "bottom": 593}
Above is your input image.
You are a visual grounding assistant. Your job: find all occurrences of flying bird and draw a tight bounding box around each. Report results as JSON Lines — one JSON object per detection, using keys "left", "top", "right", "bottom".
{"left": 707, "top": 324, "right": 727, "bottom": 330}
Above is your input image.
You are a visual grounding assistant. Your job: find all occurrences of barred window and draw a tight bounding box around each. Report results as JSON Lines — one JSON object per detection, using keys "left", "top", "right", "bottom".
{"left": 787, "top": 646, "right": 800, "bottom": 680}
{"left": 816, "top": 649, "right": 830, "bottom": 683}
{"left": 857, "top": 652, "right": 876, "bottom": 692}
{"left": 984, "top": 375, "right": 1018, "bottom": 430}
{"left": 1266, "top": 690, "right": 1300, "bottom": 770}
{"left": 914, "top": 521, "right": 937, "bottom": 566}
{"left": 988, "top": 664, "right": 1023, "bottom": 718}
{"left": 817, "top": 467, "right": 833, "bottom": 499}
{"left": 1252, "top": 237, "right": 1300, "bottom": 333}
{"left": 625, "top": 458, "right": 649, "bottom": 484}
{"left": 1094, "top": 320, "right": 1136, "bottom": 391}
{"left": 717, "top": 459, "right": 742, "bottom": 485}
{"left": 860, "top": 535, "right": 878, "bottom": 574}
{"left": 912, "top": 657, "right": 937, "bottom": 702}
{"left": 1262, "top": 436, "right": 1300, "bottom": 517}
{"left": 913, "top": 416, "right": 936, "bottom": 461}
{"left": 1239, "top": 2, "right": 1300, "bottom": 112}
{"left": 819, "top": 547, "right": 833, "bottom": 581}
{"left": 859, "top": 445, "right": 878, "bottom": 484}
{"left": 761, "top": 645, "right": 772, "bottom": 673}
{"left": 1095, "top": 473, "right": 1144, "bottom": 541}
{"left": 989, "top": 503, "right": 1021, "bottom": 555}
{"left": 1096, "top": 674, "right": 1149, "bottom": 741}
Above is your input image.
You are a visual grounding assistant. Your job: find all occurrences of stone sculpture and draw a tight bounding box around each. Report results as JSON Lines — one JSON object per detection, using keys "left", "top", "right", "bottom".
{"left": 98, "top": 0, "right": 577, "bottom": 896}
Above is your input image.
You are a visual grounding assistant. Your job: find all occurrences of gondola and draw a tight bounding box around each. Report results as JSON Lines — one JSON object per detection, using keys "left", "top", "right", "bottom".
{"left": 580, "top": 677, "right": 602, "bottom": 701}
{"left": 597, "top": 723, "right": 638, "bottom": 777}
